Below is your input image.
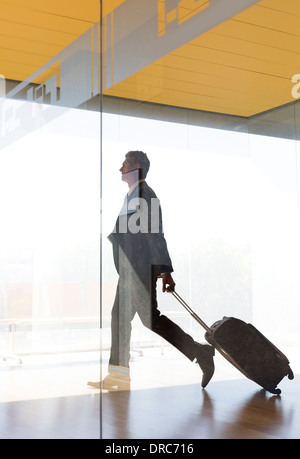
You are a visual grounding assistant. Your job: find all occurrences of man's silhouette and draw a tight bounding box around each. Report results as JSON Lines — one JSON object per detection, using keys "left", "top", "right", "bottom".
{"left": 89, "top": 150, "right": 214, "bottom": 390}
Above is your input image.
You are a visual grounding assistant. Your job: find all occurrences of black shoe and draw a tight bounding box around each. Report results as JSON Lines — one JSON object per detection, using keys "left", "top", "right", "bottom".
{"left": 194, "top": 343, "right": 215, "bottom": 388}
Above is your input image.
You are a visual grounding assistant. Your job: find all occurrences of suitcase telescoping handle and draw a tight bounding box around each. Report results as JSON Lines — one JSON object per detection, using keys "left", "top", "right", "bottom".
{"left": 170, "top": 289, "right": 212, "bottom": 335}
{"left": 171, "top": 289, "right": 248, "bottom": 374}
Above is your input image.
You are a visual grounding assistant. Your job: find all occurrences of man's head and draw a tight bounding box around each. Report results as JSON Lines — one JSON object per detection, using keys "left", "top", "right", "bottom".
{"left": 120, "top": 150, "right": 150, "bottom": 185}
{"left": 126, "top": 151, "right": 150, "bottom": 179}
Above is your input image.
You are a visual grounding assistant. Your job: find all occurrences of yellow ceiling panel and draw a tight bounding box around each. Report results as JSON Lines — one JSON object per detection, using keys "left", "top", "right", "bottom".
{"left": 0, "top": 0, "right": 100, "bottom": 84}
{"left": 172, "top": 43, "right": 293, "bottom": 80}
{"left": 2, "top": 0, "right": 300, "bottom": 117}
{"left": 104, "top": 0, "right": 300, "bottom": 117}
{"left": 104, "top": 82, "right": 269, "bottom": 117}
{"left": 0, "top": 34, "right": 62, "bottom": 57}
{"left": 259, "top": 0, "right": 300, "bottom": 15}
{"left": 212, "top": 15, "right": 300, "bottom": 50}
{"left": 233, "top": 2, "right": 300, "bottom": 36}
{"left": 0, "top": 19, "right": 74, "bottom": 50}
{"left": 104, "top": 47, "right": 294, "bottom": 117}
{"left": 0, "top": 0, "right": 100, "bottom": 23}
{"left": 193, "top": 32, "right": 299, "bottom": 70}
{"left": 0, "top": 3, "right": 92, "bottom": 35}
{"left": 149, "top": 59, "right": 289, "bottom": 104}
{"left": 104, "top": 62, "right": 290, "bottom": 117}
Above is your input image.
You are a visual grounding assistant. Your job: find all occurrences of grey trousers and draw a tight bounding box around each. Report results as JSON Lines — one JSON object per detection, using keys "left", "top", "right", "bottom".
{"left": 109, "top": 268, "right": 196, "bottom": 369}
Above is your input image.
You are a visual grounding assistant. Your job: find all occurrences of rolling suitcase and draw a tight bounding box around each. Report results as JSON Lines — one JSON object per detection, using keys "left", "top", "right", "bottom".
{"left": 171, "top": 290, "right": 294, "bottom": 395}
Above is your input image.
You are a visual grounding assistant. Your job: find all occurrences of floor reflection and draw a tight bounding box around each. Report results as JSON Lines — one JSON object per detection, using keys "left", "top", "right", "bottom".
{"left": 102, "top": 376, "right": 299, "bottom": 439}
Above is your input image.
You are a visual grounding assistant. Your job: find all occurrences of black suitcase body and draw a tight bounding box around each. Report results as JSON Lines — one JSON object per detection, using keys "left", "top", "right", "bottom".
{"left": 205, "top": 316, "right": 294, "bottom": 395}
{"left": 171, "top": 291, "right": 294, "bottom": 395}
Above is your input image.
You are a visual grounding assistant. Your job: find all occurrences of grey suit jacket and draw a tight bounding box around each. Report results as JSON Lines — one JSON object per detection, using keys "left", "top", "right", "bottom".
{"left": 108, "top": 180, "right": 173, "bottom": 277}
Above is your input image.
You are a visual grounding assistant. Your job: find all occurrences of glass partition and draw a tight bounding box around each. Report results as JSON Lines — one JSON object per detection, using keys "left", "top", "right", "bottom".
{"left": 0, "top": 104, "right": 100, "bottom": 353}
{"left": 0, "top": 2, "right": 101, "bottom": 439}
{"left": 100, "top": 0, "right": 300, "bottom": 440}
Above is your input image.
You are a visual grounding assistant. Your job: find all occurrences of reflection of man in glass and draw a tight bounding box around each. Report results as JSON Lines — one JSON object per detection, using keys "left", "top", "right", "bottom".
{"left": 90, "top": 150, "right": 214, "bottom": 390}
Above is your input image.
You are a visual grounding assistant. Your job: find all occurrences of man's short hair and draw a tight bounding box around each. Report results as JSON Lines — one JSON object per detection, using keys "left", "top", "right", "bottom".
{"left": 126, "top": 150, "right": 150, "bottom": 179}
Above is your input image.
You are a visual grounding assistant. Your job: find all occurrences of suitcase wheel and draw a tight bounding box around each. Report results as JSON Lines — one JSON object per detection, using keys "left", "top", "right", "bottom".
{"left": 265, "top": 387, "right": 281, "bottom": 395}
{"left": 274, "top": 388, "right": 281, "bottom": 395}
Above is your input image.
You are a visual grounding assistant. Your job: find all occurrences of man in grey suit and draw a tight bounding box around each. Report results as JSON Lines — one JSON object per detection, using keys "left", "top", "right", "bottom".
{"left": 89, "top": 150, "right": 214, "bottom": 390}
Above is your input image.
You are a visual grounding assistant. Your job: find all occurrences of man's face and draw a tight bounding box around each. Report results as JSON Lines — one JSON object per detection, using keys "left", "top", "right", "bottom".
{"left": 120, "top": 156, "right": 139, "bottom": 184}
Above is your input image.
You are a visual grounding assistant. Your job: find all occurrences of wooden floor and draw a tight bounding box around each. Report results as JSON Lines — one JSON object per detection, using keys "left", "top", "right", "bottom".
{"left": 0, "top": 346, "right": 299, "bottom": 439}
{"left": 102, "top": 345, "right": 300, "bottom": 440}
{"left": 102, "top": 378, "right": 300, "bottom": 440}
